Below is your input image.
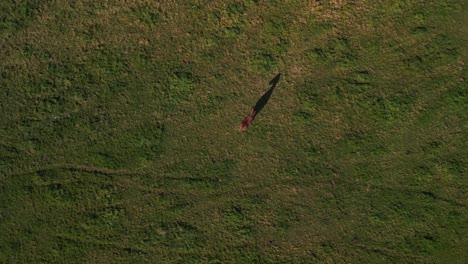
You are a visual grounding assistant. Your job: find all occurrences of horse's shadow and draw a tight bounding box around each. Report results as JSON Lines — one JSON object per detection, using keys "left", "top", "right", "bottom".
{"left": 253, "top": 73, "right": 281, "bottom": 115}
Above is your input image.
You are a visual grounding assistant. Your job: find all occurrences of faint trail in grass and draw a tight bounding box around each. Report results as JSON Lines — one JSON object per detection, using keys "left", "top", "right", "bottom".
{"left": 355, "top": 243, "right": 430, "bottom": 262}
{"left": 10, "top": 163, "right": 151, "bottom": 177}
{"left": 371, "top": 184, "right": 466, "bottom": 208}
{"left": 56, "top": 233, "right": 148, "bottom": 254}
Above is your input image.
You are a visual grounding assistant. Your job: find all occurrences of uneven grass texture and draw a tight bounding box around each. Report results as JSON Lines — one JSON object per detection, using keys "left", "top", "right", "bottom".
{"left": 1, "top": 0, "right": 466, "bottom": 263}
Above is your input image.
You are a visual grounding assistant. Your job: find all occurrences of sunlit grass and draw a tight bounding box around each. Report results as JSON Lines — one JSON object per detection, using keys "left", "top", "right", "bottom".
{"left": 1, "top": 0, "right": 465, "bottom": 262}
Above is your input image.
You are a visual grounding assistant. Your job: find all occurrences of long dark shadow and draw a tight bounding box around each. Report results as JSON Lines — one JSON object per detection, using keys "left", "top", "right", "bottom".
{"left": 239, "top": 73, "right": 281, "bottom": 132}
{"left": 253, "top": 73, "right": 281, "bottom": 115}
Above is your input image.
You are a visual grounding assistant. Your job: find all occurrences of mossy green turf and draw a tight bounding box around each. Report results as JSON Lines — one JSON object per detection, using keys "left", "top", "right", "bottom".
{"left": 1, "top": 0, "right": 466, "bottom": 263}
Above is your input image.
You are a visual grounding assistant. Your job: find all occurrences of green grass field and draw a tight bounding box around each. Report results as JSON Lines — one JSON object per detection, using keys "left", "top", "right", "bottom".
{"left": 1, "top": 0, "right": 466, "bottom": 263}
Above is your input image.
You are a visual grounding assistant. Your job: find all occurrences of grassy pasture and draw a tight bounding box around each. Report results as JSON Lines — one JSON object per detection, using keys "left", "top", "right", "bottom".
{"left": 0, "top": 0, "right": 466, "bottom": 263}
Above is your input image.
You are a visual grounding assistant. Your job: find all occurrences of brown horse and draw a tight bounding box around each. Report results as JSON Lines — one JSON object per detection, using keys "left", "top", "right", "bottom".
{"left": 239, "top": 106, "right": 256, "bottom": 132}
